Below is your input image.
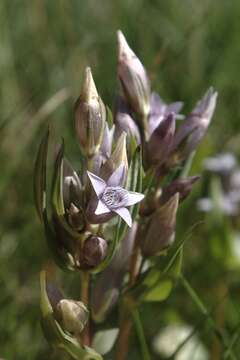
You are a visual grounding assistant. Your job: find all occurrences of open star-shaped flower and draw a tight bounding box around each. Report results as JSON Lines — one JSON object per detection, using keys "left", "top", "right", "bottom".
{"left": 87, "top": 165, "right": 144, "bottom": 227}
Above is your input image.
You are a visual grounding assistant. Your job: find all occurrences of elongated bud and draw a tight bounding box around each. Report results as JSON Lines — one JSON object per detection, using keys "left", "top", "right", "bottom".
{"left": 169, "top": 88, "right": 218, "bottom": 166}
{"left": 117, "top": 31, "right": 150, "bottom": 131}
{"left": 81, "top": 236, "right": 108, "bottom": 269}
{"left": 160, "top": 176, "right": 200, "bottom": 205}
{"left": 140, "top": 193, "right": 179, "bottom": 257}
{"left": 56, "top": 299, "right": 89, "bottom": 335}
{"left": 74, "top": 67, "right": 106, "bottom": 156}
{"left": 100, "top": 132, "right": 128, "bottom": 184}
{"left": 114, "top": 96, "right": 141, "bottom": 144}
{"left": 146, "top": 113, "right": 176, "bottom": 168}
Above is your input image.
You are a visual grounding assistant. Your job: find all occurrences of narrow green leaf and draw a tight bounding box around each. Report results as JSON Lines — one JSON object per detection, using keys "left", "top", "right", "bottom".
{"left": 33, "top": 128, "right": 49, "bottom": 222}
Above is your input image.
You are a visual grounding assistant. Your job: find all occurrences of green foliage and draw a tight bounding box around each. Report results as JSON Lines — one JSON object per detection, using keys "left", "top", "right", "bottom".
{"left": 1, "top": 1, "right": 240, "bottom": 359}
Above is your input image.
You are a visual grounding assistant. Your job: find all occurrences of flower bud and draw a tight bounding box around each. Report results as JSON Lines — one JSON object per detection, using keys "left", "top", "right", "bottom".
{"left": 146, "top": 113, "right": 176, "bottom": 168}
{"left": 56, "top": 299, "right": 89, "bottom": 335}
{"left": 74, "top": 67, "right": 106, "bottom": 156}
{"left": 81, "top": 236, "right": 108, "bottom": 269}
{"left": 140, "top": 193, "right": 179, "bottom": 257}
{"left": 100, "top": 132, "right": 128, "bottom": 184}
{"left": 169, "top": 88, "right": 218, "bottom": 166}
{"left": 117, "top": 30, "right": 150, "bottom": 130}
{"left": 114, "top": 96, "right": 141, "bottom": 144}
{"left": 159, "top": 176, "right": 200, "bottom": 205}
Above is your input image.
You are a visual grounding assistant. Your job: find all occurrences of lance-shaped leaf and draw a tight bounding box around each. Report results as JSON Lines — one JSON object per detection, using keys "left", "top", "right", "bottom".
{"left": 40, "top": 271, "right": 102, "bottom": 360}
{"left": 33, "top": 128, "right": 49, "bottom": 222}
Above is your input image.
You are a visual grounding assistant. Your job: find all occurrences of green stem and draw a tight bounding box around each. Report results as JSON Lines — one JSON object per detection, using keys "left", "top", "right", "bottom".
{"left": 132, "top": 309, "right": 151, "bottom": 360}
{"left": 180, "top": 275, "right": 237, "bottom": 360}
{"left": 80, "top": 271, "right": 90, "bottom": 346}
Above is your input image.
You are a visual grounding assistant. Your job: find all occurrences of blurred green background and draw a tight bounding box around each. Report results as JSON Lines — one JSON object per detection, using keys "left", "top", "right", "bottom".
{"left": 1, "top": 0, "right": 240, "bottom": 359}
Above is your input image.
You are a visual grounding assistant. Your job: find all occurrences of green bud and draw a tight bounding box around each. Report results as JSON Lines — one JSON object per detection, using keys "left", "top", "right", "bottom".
{"left": 56, "top": 299, "right": 89, "bottom": 335}
{"left": 74, "top": 67, "right": 106, "bottom": 156}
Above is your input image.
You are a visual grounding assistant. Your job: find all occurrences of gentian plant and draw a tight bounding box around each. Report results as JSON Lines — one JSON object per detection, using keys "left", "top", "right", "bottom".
{"left": 34, "top": 30, "right": 217, "bottom": 359}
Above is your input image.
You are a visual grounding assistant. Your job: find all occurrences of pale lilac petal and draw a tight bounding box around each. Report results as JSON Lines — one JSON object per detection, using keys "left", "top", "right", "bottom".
{"left": 95, "top": 200, "right": 111, "bottom": 215}
{"left": 125, "top": 191, "right": 145, "bottom": 206}
{"left": 87, "top": 171, "right": 106, "bottom": 196}
{"left": 107, "top": 164, "right": 125, "bottom": 187}
{"left": 113, "top": 207, "right": 132, "bottom": 227}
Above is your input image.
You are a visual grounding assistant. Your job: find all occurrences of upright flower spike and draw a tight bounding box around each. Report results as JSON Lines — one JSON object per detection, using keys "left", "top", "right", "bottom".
{"left": 117, "top": 30, "right": 151, "bottom": 133}
{"left": 169, "top": 88, "right": 218, "bottom": 165}
{"left": 87, "top": 165, "right": 144, "bottom": 227}
{"left": 74, "top": 67, "right": 106, "bottom": 156}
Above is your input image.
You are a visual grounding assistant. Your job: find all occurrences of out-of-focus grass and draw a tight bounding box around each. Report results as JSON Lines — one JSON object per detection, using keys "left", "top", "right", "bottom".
{"left": 1, "top": 1, "right": 240, "bottom": 359}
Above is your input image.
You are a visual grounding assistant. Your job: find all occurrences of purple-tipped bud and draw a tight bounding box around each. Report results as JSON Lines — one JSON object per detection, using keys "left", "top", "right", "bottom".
{"left": 100, "top": 132, "right": 128, "bottom": 184}
{"left": 74, "top": 67, "right": 106, "bottom": 156}
{"left": 146, "top": 113, "right": 176, "bottom": 168}
{"left": 56, "top": 299, "right": 89, "bottom": 335}
{"left": 114, "top": 96, "right": 141, "bottom": 144}
{"left": 149, "top": 92, "right": 183, "bottom": 136}
{"left": 117, "top": 30, "right": 151, "bottom": 130}
{"left": 81, "top": 236, "right": 108, "bottom": 269}
{"left": 169, "top": 88, "right": 218, "bottom": 165}
{"left": 160, "top": 176, "right": 200, "bottom": 205}
{"left": 140, "top": 193, "right": 179, "bottom": 257}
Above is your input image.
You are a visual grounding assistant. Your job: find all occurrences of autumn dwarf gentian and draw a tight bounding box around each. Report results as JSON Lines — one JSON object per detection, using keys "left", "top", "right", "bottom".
{"left": 87, "top": 165, "right": 144, "bottom": 227}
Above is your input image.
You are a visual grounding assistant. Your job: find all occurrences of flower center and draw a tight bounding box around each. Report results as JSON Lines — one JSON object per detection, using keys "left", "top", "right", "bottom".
{"left": 101, "top": 186, "right": 128, "bottom": 209}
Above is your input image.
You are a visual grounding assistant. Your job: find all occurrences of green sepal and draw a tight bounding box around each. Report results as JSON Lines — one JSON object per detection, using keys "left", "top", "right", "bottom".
{"left": 33, "top": 128, "right": 49, "bottom": 222}
{"left": 106, "top": 106, "right": 113, "bottom": 128}
{"left": 40, "top": 271, "right": 102, "bottom": 360}
{"left": 51, "top": 143, "right": 81, "bottom": 239}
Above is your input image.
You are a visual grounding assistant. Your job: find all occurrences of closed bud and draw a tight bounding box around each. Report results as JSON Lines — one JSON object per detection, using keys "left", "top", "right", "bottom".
{"left": 81, "top": 236, "right": 108, "bottom": 269}
{"left": 100, "top": 132, "right": 128, "bottom": 184}
{"left": 169, "top": 88, "right": 218, "bottom": 166}
{"left": 117, "top": 30, "right": 150, "bottom": 131}
{"left": 114, "top": 96, "right": 141, "bottom": 144}
{"left": 160, "top": 176, "right": 200, "bottom": 205}
{"left": 140, "top": 193, "right": 179, "bottom": 257}
{"left": 146, "top": 113, "right": 176, "bottom": 168}
{"left": 56, "top": 299, "right": 89, "bottom": 335}
{"left": 74, "top": 67, "right": 106, "bottom": 156}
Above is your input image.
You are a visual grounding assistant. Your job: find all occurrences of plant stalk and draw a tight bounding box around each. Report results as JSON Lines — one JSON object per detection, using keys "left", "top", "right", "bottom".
{"left": 80, "top": 271, "right": 91, "bottom": 346}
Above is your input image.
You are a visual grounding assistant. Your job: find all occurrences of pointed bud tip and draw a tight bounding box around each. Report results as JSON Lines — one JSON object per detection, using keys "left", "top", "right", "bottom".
{"left": 117, "top": 30, "right": 134, "bottom": 59}
{"left": 80, "top": 66, "right": 98, "bottom": 102}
